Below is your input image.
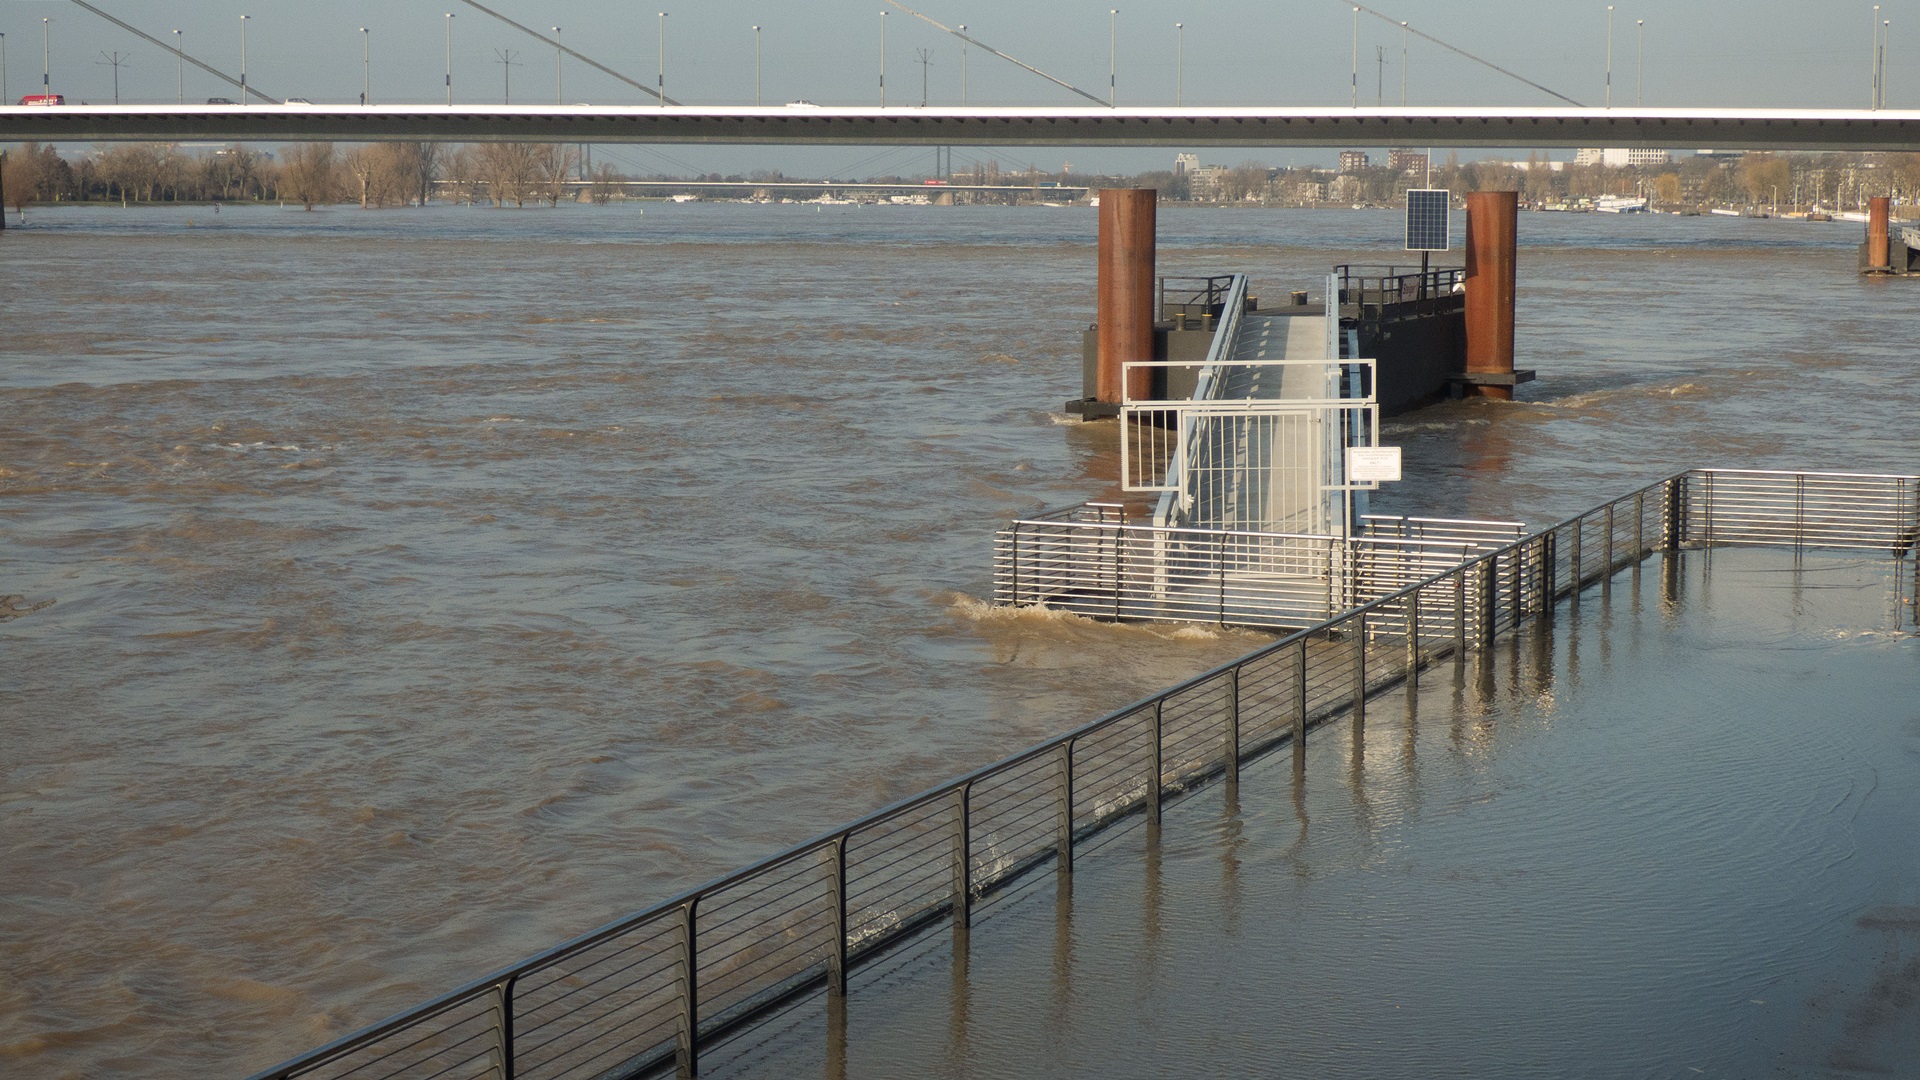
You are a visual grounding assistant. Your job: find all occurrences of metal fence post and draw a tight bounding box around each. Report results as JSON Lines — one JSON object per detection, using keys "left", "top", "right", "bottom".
{"left": 1664, "top": 475, "right": 1685, "bottom": 551}
{"left": 494, "top": 978, "right": 516, "bottom": 1080}
{"left": 1148, "top": 700, "right": 1163, "bottom": 823}
{"left": 1795, "top": 473, "right": 1806, "bottom": 553}
{"left": 1407, "top": 588, "right": 1421, "bottom": 673}
{"left": 1224, "top": 667, "right": 1240, "bottom": 785}
{"left": 1216, "top": 532, "right": 1229, "bottom": 625}
{"left": 676, "top": 900, "right": 699, "bottom": 1079}
{"left": 1603, "top": 504, "right": 1615, "bottom": 595}
{"left": 1352, "top": 613, "right": 1368, "bottom": 726}
{"left": 1635, "top": 490, "right": 1646, "bottom": 557}
{"left": 1056, "top": 739, "right": 1075, "bottom": 875}
{"left": 1006, "top": 522, "right": 1020, "bottom": 604}
{"left": 1481, "top": 554, "right": 1500, "bottom": 647}
{"left": 1293, "top": 639, "right": 1308, "bottom": 769}
{"left": 827, "top": 838, "right": 848, "bottom": 996}
{"left": 1569, "top": 517, "right": 1583, "bottom": 596}
{"left": 1454, "top": 568, "right": 1467, "bottom": 658}
{"left": 952, "top": 784, "right": 972, "bottom": 930}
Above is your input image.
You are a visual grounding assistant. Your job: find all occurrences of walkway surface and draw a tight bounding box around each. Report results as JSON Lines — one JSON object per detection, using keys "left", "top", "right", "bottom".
{"left": 716, "top": 548, "right": 1920, "bottom": 1079}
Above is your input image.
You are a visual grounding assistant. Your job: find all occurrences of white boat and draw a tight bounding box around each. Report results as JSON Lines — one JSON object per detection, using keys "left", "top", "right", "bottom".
{"left": 1709, "top": 208, "right": 1744, "bottom": 217}
{"left": 1595, "top": 195, "right": 1649, "bottom": 214}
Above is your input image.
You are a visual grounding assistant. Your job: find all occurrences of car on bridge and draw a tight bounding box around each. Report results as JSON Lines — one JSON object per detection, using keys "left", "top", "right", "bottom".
{"left": 17, "top": 94, "right": 65, "bottom": 106}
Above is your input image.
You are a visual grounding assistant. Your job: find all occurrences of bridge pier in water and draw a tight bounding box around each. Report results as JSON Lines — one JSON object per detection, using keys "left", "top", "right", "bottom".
{"left": 1095, "top": 188, "right": 1158, "bottom": 407}
{"left": 1462, "top": 191, "right": 1520, "bottom": 401}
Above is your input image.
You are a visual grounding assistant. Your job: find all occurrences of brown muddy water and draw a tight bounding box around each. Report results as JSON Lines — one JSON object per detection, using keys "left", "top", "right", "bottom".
{"left": 0, "top": 203, "right": 1913, "bottom": 1077}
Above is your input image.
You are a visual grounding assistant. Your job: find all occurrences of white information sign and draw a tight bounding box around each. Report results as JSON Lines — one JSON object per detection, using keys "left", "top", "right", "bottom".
{"left": 1346, "top": 446, "right": 1403, "bottom": 483}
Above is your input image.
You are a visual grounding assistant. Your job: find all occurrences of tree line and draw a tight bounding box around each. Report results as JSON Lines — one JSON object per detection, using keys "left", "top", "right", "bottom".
{"left": 1, "top": 141, "right": 630, "bottom": 214}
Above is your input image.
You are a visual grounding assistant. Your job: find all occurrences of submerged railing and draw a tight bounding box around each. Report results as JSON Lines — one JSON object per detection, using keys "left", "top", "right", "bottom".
{"left": 992, "top": 502, "right": 1505, "bottom": 630}
{"left": 250, "top": 469, "right": 1920, "bottom": 1080}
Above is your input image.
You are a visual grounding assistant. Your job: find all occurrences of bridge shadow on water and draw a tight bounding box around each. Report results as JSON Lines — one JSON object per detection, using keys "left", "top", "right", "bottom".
{"left": 710, "top": 548, "right": 1920, "bottom": 1079}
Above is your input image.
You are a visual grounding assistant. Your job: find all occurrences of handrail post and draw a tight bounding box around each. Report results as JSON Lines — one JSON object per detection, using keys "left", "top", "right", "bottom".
{"left": 1406, "top": 587, "right": 1421, "bottom": 673}
{"left": 1602, "top": 504, "right": 1615, "bottom": 596}
{"left": 675, "top": 900, "right": 699, "bottom": 1078}
{"left": 1352, "top": 613, "right": 1367, "bottom": 728}
{"left": 1635, "top": 490, "right": 1646, "bottom": 557}
{"left": 1664, "top": 475, "right": 1685, "bottom": 551}
{"left": 952, "top": 784, "right": 972, "bottom": 931}
{"left": 1216, "top": 531, "right": 1228, "bottom": 625}
{"left": 1148, "top": 700, "right": 1163, "bottom": 823}
{"left": 1008, "top": 522, "right": 1021, "bottom": 604}
{"left": 1293, "top": 639, "right": 1309, "bottom": 769}
{"left": 1569, "top": 516, "right": 1583, "bottom": 596}
{"left": 1481, "top": 554, "right": 1500, "bottom": 646}
{"left": 1056, "top": 739, "right": 1075, "bottom": 875}
{"left": 494, "top": 977, "right": 516, "bottom": 1080}
{"left": 1453, "top": 568, "right": 1467, "bottom": 659}
{"left": 1224, "top": 667, "right": 1240, "bottom": 785}
{"left": 827, "top": 838, "right": 848, "bottom": 996}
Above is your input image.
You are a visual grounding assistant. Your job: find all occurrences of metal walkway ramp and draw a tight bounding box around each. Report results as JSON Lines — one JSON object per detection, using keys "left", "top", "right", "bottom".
{"left": 1123, "top": 274, "right": 1374, "bottom": 539}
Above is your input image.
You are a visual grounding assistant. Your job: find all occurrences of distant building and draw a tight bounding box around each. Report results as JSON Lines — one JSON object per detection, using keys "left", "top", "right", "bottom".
{"left": 1386, "top": 149, "right": 1429, "bottom": 177}
{"left": 1188, "top": 164, "right": 1229, "bottom": 201}
{"left": 1174, "top": 152, "right": 1200, "bottom": 176}
{"left": 1338, "top": 150, "right": 1370, "bottom": 173}
{"left": 1574, "top": 147, "right": 1673, "bottom": 168}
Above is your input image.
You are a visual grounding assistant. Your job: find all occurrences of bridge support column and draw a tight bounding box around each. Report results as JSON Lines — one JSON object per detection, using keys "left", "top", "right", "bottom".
{"left": 1464, "top": 191, "right": 1518, "bottom": 400}
{"left": 1867, "top": 196, "right": 1891, "bottom": 273}
{"left": 1096, "top": 188, "right": 1157, "bottom": 405}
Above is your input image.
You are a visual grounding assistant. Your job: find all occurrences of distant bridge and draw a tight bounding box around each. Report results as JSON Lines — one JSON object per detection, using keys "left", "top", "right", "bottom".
{"left": 449, "top": 180, "right": 1091, "bottom": 197}
{"left": 4, "top": 104, "right": 1919, "bottom": 153}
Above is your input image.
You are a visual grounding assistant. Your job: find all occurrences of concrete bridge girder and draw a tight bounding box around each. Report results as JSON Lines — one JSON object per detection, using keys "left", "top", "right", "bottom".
{"left": 3, "top": 106, "right": 1919, "bottom": 152}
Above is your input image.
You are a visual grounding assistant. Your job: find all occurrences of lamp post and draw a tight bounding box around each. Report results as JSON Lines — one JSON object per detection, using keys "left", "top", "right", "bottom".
{"left": 1871, "top": 6, "right": 1881, "bottom": 109}
{"left": 958, "top": 25, "right": 967, "bottom": 105}
{"left": 239, "top": 14, "right": 249, "bottom": 105}
{"left": 1604, "top": 5, "right": 1613, "bottom": 108}
{"left": 174, "top": 30, "right": 183, "bottom": 104}
{"left": 1882, "top": 20, "right": 1891, "bottom": 109}
{"left": 1108, "top": 9, "right": 1118, "bottom": 106}
{"left": 361, "top": 27, "right": 369, "bottom": 106}
{"left": 553, "top": 26, "right": 563, "bottom": 104}
{"left": 1635, "top": 19, "right": 1643, "bottom": 106}
{"left": 445, "top": 13, "right": 454, "bottom": 105}
{"left": 752, "top": 25, "right": 761, "bottom": 105}
{"left": 1, "top": 33, "right": 7, "bottom": 105}
{"left": 658, "top": 12, "right": 667, "bottom": 107}
{"left": 42, "top": 17, "right": 51, "bottom": 96}
{"left": 1174, "top": 22, "right": 1182, "bottom": 107}
{"left": 878, "top": 10, "right": 886, "bottom": 106}
{"left": 1400, "top": 21, "right": 1407, "bottom": 106}
{"left": 1350, "top": 7, "right": 1358, "bottom": 107}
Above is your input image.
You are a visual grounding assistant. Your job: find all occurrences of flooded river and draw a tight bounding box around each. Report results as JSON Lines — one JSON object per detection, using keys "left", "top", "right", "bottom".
{"left": 0, "top": 202, "right": 1911, "bottom": 1077}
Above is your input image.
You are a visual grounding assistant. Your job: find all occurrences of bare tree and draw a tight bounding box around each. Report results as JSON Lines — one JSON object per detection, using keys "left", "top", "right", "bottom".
{"left": 475, "top": 142, "right": 540, "bottom": 207}
{"left": 534, "top": 143, "right": 581, "bottom": 206}
{"left": 590, "top": 161, "right": 620, "bottom": 205}
{"left": 342, "top": 145, "right": 379, "bottom": 208}
{"left": 5, "top": 144, "right": 50, "bottom": 218}
{"left": 280, "top": 143, "right": 339, "bottom": 210}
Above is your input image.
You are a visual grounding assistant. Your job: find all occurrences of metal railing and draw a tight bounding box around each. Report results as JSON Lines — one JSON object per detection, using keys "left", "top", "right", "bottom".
{"left": 994, "top": 502, "right": 1484, "bottom": 629}
{"left": 250, "top": 469, "right": 1919, "bottom": 1080}
{"left": 1333, "top": 263, "right": 1465, "bottom": 307}
{"left": 1157, "top": 274, "right": 1239, "bottom": 325}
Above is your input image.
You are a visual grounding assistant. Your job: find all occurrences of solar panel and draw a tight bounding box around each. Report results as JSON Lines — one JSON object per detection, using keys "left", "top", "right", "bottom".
{"left": 1405, "top": 189, "right": 1451, "bottom": 252}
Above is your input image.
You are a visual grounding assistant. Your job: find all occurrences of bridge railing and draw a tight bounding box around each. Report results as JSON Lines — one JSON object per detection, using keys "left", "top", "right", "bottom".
{"left": 249, "top": 468, "right": 1918, "bottom": 1080}
{"left": 1333, "top": 262, "right": 1465, "bottom": 307}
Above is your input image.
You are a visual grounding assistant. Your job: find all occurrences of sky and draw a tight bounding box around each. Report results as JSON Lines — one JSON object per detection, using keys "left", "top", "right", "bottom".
{"left": 0, "top": 0, "right": 1902, "bottom": 175}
